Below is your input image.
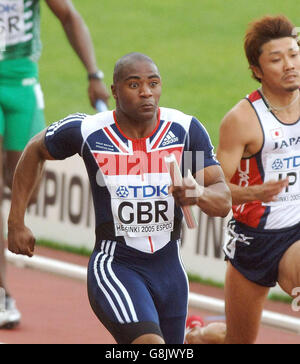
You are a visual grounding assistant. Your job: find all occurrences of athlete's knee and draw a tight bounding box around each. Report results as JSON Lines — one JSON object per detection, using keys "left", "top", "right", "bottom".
{"left": 3, "top": 151, "right": 24, "bottom": 190}
{"left": 290, "top": 269, "right": 300, "bottom": 295}
{"left": 4, "top": 168, "right": 14, "bottom": 190}
{"left": 278, "top": 242, "right": 300, "bottom": 295}
{"left": 131, "top": 333, "right": 165, "bottom": 344}
{"left": 291, "top": 266, "right": 300, "bottom": 291}
{"left": 293, "top": 248, "right": 300, "bottom": 288}
{"left": 0, "top": 177, "right": 4, "bottom": 204}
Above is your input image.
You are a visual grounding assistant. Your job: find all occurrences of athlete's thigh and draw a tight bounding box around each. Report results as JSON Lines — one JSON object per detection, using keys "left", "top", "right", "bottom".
{"left": 87, "top": 244, "right": 163, "bottom": 344}
{"left": 278, "top": 240, "right": 300, "bottom": 296}
{"left": 0, "top": 104, "right": 4, "bottom": 198}
{"left": 3, "top": 83, "right": 45, "bottom": 152}
{"left": 224, "top": 262, "right": 269, "bottom": 344}
{"left": 154, "top": 243, "right": 189, "bottom": 344}
{"left": 3, "top": 82, "right": 45, "bottom": 188}
{"left": 0, "top": 103, "right": 4, "bottom": 142}
{"left": 0, "top": 136, "right": 3, "bottom": 198}
{"left": 0, "top": 137, "right": 5, "bottom": 286}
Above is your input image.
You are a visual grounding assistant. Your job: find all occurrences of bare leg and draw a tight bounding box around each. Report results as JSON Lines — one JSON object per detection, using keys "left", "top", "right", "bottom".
{"left": 1, "top": 149, "right": 43, "bottom": 295}
{"left": 0, "top": 151, "right": 23, "bottom": 294}
{"left": 278, "top": 241, "right": 300, "bottom": 296}
{"left": 0, "top": 148, "right": 22, "bottom": 328}
{"left": 2, "top": 150, "right": 21, "bottom": 190}
{"left": 1, "top": 152, "right": 28, "bottom": 296}
{"left": 224, "top": 262, "right": 269, "bottom": 344}
{"left": 0, "top": 138, "right": 6, "bottom": 293}
{"left": 0, "top": 211, "right": 6, "bottom": 291}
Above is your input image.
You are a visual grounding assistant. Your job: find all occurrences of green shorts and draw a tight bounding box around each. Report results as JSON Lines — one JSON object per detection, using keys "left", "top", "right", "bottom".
{"left": 0, "top": 58, "right": 46, "bottom": 151}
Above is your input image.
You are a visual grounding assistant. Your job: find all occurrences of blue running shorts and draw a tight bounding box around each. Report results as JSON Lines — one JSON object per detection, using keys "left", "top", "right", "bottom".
{"left": 87, "top": 239, "right": 189, "bottom": 344}
{"left": 223, "top": 219, "right": 300, "bottom": 287}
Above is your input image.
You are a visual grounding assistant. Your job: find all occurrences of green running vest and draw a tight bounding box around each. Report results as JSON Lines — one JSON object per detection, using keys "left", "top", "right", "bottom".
{"left": 0, "top": 0, "right": 41, "bottom": 61}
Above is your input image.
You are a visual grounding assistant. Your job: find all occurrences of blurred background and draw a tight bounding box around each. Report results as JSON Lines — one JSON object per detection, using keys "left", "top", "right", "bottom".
{"left": 39, "top": 0, "right": 300, "bottom": 146}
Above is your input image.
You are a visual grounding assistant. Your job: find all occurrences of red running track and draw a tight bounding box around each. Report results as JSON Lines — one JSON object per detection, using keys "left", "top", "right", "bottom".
{"left": 0, "top": 246, "right": 299, "bottom": 344}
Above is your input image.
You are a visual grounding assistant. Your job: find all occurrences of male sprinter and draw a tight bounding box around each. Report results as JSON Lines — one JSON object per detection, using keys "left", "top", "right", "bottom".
{"left": 217, "top": 15, "right": 300, "bottom": 344}
{"left": 0, "top": 0, "right": 109, "bottom": 328}
{"left": 185, "top": 14, "right": 300, "bottom": 345}
{"left": 7, "top": 53, "right": 231, "bottom": 344}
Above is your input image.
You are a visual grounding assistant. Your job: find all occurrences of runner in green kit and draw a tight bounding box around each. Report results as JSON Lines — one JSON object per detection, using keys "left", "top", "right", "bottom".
{"left": 0, "top": 0, "right": 110, "bottom": 329}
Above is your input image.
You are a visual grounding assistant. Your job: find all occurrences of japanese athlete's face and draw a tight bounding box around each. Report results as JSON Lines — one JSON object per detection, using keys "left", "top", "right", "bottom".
{"left": 253, "top": 37, "right": 300, "bottom": 92}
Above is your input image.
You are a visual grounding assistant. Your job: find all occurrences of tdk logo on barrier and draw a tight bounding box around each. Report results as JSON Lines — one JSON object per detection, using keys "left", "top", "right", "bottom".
{"left": 116, "top": 185, "right": 169, "bottom": 198}
{"left": 272, "top": 156, "right": 300, "bottom": 170}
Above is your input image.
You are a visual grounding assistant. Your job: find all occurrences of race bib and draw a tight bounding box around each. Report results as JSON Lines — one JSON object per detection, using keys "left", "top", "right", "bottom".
{"left": 264, "top": 151, "right": 300, "bottom": 206}
{"left": 106, "top": 174, "right": 174, "bottom": 238}
{"left": 0, "top": 0, "right": 27, "bottom": 47}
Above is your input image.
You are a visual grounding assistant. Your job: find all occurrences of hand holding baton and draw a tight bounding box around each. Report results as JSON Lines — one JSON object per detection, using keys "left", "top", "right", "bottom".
{"left": 164, "top": 154, "right": 200, "bottom": 229}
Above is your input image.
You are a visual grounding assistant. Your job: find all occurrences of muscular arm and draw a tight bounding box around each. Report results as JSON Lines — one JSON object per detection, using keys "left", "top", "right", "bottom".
{"left": 170, "top": 164, "right": 232, "bottom": 218}
{"left": 7, "top": 130, "right": 54, "bottom": 257}
{"left": 217, "top": 100, "right": 288, "bottom": 205}
{"left": 195, "top": 164, "right": 232, "bottom": 217}
{"left": 46, "top": 0, "right": 109, "bottom": 106}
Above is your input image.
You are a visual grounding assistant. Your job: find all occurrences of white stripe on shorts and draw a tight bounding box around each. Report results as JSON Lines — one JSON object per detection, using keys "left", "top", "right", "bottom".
{"left": 94, "top": 246, "right": 125, "bottom": 324}
{"left": 105, "top": 242, "right": 138, "bottom": 323}
{"left": 94, "top": 240, "right": 138, "bottom": 324}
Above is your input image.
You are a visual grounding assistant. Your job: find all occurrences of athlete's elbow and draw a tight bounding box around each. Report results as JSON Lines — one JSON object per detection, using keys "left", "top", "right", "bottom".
{"left": 198, "top": 189, "right": 232, "bottom": 218}
{"left": 203, "top": 204, "right": 230, "bottom": 219}
{"left": 211, "top": 195, "right": 232, "bottom": 218}
{"left": 210, "top": 181, "right": 232, "bottom": 217}
{"left": 220, "top": 203, "right": 232, "bottom": 218}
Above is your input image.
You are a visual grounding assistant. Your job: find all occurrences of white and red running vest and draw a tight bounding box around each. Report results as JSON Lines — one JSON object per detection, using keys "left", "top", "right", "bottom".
{"left": 231, "top": 89, "right": 300, "bottom": 230}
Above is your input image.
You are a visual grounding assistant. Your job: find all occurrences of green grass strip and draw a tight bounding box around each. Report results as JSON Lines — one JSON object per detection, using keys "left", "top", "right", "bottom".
{"left": 36, "top": 239, "right": 92, "bottom": 257}
{"left": 36, "top": 240, "right": 292, "bottom": 304}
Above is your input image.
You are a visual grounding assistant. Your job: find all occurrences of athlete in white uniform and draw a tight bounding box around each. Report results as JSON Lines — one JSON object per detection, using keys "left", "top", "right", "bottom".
{"left": 217, "top": 15, "right": 300, "bottom": 344}
{"left": 185, "top": 14, "right": 300, "bottom": 346}
{"left": 7, "top": 53, "right": 231, "bottom": 344}
{"left": 228, "top": 88, "right": 300, "bottom": 230}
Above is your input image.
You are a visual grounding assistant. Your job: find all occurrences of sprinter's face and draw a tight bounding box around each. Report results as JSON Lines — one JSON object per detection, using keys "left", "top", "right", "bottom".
{"left": 112, "top": 60, "right": 161, "bottom": 122}
{"left": 252, "top": 37, "right": 300, "bottom": 91}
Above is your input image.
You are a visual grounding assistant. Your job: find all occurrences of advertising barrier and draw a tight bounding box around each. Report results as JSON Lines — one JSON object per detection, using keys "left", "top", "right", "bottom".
{"left": 3, "top": 155, "right": 286, "bottom": 295}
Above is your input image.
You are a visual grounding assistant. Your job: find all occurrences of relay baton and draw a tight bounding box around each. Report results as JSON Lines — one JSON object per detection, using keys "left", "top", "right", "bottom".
{"left": 95, "top": 99, "right": 108, "bottom": 112}
{"left": 164, "top": 154, "right": 198, "bottom": 229}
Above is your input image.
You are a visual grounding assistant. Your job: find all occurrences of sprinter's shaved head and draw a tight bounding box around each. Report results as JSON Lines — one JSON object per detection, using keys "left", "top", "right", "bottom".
{"left": 111, "top": 52, "right": 162, "bottom": 126}
{"left": 113, "top": 52, "right": 160, "bottom": 84}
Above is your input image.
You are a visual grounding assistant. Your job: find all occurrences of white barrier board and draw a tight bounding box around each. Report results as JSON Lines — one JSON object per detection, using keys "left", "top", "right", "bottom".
{"left": 2, "top": 155, "right": 286, "bottom": 296}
